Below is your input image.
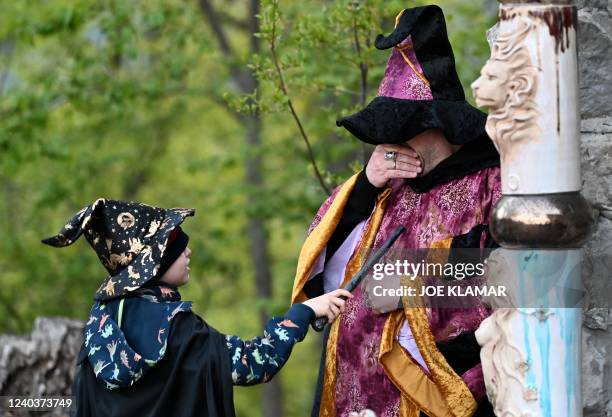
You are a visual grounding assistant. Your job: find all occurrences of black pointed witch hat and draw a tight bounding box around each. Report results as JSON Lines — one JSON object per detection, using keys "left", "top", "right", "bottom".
{"left": 336, "top": 5, "right": 488, "bottom": 145}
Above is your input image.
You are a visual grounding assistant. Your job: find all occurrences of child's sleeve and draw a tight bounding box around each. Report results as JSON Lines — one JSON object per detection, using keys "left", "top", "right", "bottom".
{"left": 224, "top": 303, "right": 315, "bottom": 386}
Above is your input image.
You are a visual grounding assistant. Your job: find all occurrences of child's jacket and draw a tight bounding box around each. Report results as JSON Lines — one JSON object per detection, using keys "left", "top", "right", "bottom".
{"left": 72, "top": 284, "right": 315, "bottom": 417}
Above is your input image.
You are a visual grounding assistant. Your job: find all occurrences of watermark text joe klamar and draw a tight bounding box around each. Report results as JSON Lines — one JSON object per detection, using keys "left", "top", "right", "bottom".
{"left": 372, "top": 284, "right": 507, "bottom": 297}
{"left": 370, "top": 259, "right": 507, "bottom": 297}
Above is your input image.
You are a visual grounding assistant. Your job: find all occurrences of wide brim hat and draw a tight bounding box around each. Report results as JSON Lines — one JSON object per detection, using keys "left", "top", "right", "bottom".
{"left": 336, "top": 5, "right": 487, "bottom": 145}
{"left": 43, "top": 198, "right": 194, "bottom": 301}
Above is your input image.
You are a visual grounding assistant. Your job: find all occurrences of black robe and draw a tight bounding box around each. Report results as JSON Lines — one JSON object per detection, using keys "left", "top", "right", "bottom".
{"left": 72, "top": 312, "right": 236, "bottom": 417}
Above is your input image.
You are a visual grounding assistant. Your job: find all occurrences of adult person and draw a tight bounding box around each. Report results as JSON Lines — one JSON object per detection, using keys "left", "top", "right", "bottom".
{"left": 291, "top": 6, "right": 500, "bottom": 417}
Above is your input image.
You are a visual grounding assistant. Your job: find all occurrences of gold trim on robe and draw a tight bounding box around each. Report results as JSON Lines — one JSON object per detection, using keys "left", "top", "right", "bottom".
{"left": 320, "top": 316, "right": 341, "bottom": 417}
{"left": 319, "top": 185, "right": 392, "bottom": 417}
{"left": 291, "top": 173, "right": 360, "bottom": 304}
{"left": 379, "top": 310, "right": 452, "bottom": 417}
{"left": 396, "top": 236, "right": 478, "bottom": 417}
{"left": 400, "top": 394, "right": 421, "bottom": 417}
{"left": 400, "top": 306, "right": 477, "bottom": 417}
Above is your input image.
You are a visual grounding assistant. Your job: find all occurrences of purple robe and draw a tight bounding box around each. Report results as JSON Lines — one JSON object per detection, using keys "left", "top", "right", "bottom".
{"left": 309, "top": 167, "right": 501, "bottom": 417}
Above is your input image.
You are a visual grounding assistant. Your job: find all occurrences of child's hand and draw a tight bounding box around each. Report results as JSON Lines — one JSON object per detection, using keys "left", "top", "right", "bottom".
{"left": 302, "top": 289, "right": 353, "bottom": 323}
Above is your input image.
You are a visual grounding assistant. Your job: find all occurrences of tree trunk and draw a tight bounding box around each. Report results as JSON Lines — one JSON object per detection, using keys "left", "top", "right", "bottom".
{"left": 197, "top": 1, "right": 283, "bottom": 415}
{"left": 244, "top": 112, "right": 282, "bottom": 417}
{"left": 242, "top": 1, "right": 282, "bottom": 415}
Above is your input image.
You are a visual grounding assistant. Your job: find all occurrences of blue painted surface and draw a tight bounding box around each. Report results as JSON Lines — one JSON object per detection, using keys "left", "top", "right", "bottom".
{"left": 562, "top": 308, "right": 579, "bottom": 415}
{"left": 519, "top": 251, "right": 537, "bottom": 391}
{"left": 536, "top": 314, "right": 552, "bottom": 417}
{"left": 521, "top": 251, "right": 551, "bottom": 417}
{"left": 515, "top": 249, "right": 582, "bottom": 417}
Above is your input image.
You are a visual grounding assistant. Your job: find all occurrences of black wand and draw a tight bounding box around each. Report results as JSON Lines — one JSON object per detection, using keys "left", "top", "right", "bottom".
{"left": 311, "top": 226, "right": 406, "bottom": 332}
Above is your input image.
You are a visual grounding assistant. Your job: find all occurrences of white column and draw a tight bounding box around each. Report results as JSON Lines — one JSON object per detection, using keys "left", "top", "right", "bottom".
{"left": 471, "top": 1, "right": 593, "bottom": 416}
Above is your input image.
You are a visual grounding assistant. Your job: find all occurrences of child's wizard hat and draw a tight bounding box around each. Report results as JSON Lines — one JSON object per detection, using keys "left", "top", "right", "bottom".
{"left": 336, "top": 5, "right": 488, "bottom": 146}
{"left": 42, "top": 199, "right": 194, "bottom": 301}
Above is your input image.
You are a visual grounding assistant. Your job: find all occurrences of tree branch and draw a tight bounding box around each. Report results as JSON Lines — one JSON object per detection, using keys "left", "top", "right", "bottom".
{"left": 267, "top": 2, "right": 331, "bottom": 195}
{"left": 351, "top": 5, "right": 369, "bottom": 163}
{"left": 197, "top": 0, "right": 254, "bottom": 93}
{"left": 121, "top": 114, "right": 172, "bottom": 200}
{"left": 197, "top": 0, "right": 329, "bottom": 194}
{"left": 352, "top": 16, "right": 367, "bottom": 106}
{"left": 216, "top": 9, "right": 251, "bottom": 32}
{"left": 197, "top": 0, "right": 233, "bottom": 57}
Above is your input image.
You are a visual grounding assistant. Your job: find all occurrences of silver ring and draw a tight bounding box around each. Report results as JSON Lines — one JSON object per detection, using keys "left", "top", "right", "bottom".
{"left": 384, "top": 151, "right": 397, "bottom": 161}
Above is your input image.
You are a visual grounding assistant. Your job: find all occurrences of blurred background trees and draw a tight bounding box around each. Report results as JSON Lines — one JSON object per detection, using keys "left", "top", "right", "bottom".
{"left": 0, "top": 1, "right": 495, "bottom": 416}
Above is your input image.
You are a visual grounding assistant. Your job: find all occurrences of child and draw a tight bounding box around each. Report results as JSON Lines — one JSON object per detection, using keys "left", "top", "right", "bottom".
{"left": 43, "top": 198, "right": 350, "bottom": 417}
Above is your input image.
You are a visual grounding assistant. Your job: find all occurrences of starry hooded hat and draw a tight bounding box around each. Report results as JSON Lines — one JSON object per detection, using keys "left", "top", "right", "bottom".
{"left": 42, "top": 198, "right": 194, "bottom": 301}
{"left": 335, "top": 5, "right": 488, "bottom": 146}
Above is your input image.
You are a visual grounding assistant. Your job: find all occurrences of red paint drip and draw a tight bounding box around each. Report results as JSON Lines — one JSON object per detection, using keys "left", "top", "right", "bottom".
{"left": 528, "top": 6, "right": 577, "bottom": 53}
{"left": 499, "top": 6, "right": 576, "bottom": 53}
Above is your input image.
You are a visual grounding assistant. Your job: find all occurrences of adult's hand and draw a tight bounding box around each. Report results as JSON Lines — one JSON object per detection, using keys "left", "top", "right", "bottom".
{"left": 363, "top": 273, "right": 403, "bottom": 314}
{"left": 365, "top": 144, "right": 423, "bottom": 188}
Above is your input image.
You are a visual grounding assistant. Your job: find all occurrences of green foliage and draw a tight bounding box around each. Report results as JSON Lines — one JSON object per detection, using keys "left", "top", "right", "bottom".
{"left": 0, "top": 1, "right": 495, "bottom": 415}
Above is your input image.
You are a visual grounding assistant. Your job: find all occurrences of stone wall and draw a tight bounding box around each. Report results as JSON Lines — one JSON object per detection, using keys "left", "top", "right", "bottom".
{"left": 579, "top": 1, "right": 612, "bottom": 416}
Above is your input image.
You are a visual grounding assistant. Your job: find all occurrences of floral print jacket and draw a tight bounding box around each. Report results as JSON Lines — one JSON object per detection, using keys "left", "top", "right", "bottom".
{"left": 225, "top": 303, "right": 315, "bottom": 385}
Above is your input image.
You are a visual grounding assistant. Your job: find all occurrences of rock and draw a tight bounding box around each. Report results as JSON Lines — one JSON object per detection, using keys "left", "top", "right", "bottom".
{"left": 578, "top": 2, "right": 612, "bottom": 118}
{"left": 582, "top": 218, "right": 612, "bottom": 309}
{"left": 0, "top": 317, "right": 84, "bottom": 417}
{"left": 581, "top": 117, "right": 612, "bottom": 322}
{"left": 577, "top": 3, "right": 611, "bottom": 416}
{"left": 576, "top": 0, "right": 611, "bottom": 10}
{"left": 580, "top": 119, "right": 612, "bottom": 417}
{"left": 584, "top": 308, "right": 610, "bottom": 330}
{"left": 582, "top": 328, "right": 608, "bottom": 415}
{"left": 581, "top": 118, "right": 612, "bottom": 206}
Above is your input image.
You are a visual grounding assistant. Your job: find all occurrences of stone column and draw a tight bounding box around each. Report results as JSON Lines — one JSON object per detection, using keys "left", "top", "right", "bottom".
{"left": 471, "top": 1, "right": 595, "bottom": 416}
